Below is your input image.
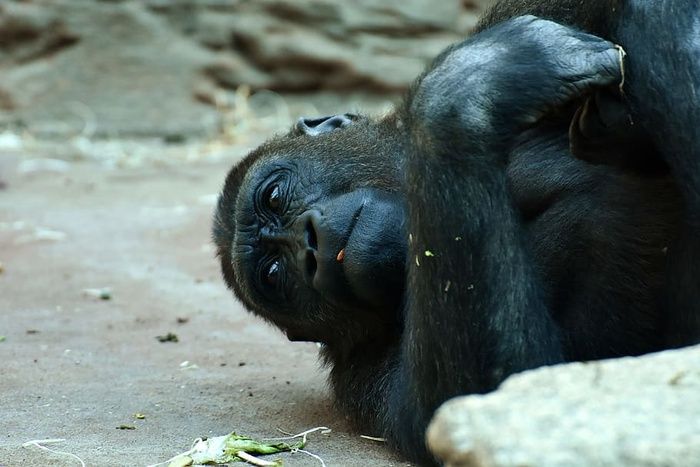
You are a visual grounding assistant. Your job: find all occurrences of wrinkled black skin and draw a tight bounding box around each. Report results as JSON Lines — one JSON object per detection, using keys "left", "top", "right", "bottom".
{"left": 214, "top": 1, "right": 700, "bottom": 465}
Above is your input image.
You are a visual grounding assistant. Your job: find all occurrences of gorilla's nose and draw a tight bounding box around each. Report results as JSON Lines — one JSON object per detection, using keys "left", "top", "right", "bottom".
{"left": 297, "top": 210, "right": 321, "bottom": 285}
{"left": 296, "top": 209, "right": 350, "bottom": 300}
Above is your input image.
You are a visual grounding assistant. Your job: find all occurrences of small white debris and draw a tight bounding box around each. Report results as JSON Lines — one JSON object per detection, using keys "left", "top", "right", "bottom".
{"left": 16, "top": 228, "right": 67, "bottom": 243}
{"left": 82, "top": 287, "right": 112, "bottom": 300}
{"left": 360, "top": 435, "right": 387, "bottom": 442}
{"left": 0, "top": 131, "right": 23, "bottom": 151}
{"left": 18, "top": 158, "right": 71, "bottom": 174}
{"left": 179, "top": 361, "right": 199, "bottom": 371}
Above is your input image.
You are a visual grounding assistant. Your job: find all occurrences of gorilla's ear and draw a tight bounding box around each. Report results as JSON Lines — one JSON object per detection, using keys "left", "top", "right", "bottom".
{"left": 295, "top": 114, "right": 356, "bottom": 136}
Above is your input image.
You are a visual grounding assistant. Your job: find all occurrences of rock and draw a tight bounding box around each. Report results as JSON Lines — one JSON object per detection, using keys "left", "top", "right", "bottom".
{"left": 427, "top": 345, "right": 700, "bottom": 467}
{"left": 0, "top": 1, "right": 221, "bottom": 138}
{"left": 154, "top": 0, "right": 478, "bottom": 93}
{"left": 0, "top": 0, "right": 493, "bottom": 139}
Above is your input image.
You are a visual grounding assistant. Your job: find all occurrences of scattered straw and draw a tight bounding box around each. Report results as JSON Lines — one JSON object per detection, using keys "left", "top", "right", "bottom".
{"left": 297, "top": 449, "right": 327, "bottom": 467}
{"left": 263, "top": 426, "right": 331, "bottom": 443}
{"left": 360, "top": 435, "right": 387, "bottom": 442}
{"left": 22, "top": 439, "right": 86, "bottom": 467}
{"left": 616, "top": 44, "right": 627, "bottom": 95}
{"left": 264, "top": 426, "right": 330, "bottom": 467}
{"left": 236, "top": 451, "right": 279, "bottom": 466}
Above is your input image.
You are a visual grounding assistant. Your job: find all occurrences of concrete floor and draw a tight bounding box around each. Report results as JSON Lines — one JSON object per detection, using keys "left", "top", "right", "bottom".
{"left": 0, "top": 150, "right": 409, "bottom": 467}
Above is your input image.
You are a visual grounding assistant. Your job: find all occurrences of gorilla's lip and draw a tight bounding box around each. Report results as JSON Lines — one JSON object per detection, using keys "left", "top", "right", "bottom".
{"left": 337, "top": 200, "right": 367, "bottom": 307}
{"left": 342, "top": 202, "right": 365, "bottom": 258}
{"left": 339, "top": 193, "right": 406, "bottom": 311}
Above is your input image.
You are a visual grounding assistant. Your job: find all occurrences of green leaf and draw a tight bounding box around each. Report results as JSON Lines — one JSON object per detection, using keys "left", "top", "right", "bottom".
{"left": 168, "top": 432, "right": 305, "bottom": 466}
{"left": 224, "top": 433, "right": 305, "bottom": 458}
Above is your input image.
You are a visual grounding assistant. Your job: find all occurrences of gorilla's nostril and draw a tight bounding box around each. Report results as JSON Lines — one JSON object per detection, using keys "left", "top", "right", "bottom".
{"left": 305, "top": 250, "right": 317, "bottom": 280}
{"left": 305, "top": 219, "right": 318, "bottom": 250}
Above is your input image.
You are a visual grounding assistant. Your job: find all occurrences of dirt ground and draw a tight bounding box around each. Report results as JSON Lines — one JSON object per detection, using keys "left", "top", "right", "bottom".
{"left": 0, "top": 145, "right": 410, "bottom": 466}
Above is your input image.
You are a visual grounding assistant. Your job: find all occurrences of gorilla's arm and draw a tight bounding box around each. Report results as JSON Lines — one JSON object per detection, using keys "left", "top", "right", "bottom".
{"left": 614, "top": 1, "right": 700, "bottom": 344}
{"left": 481, "top": 0, "right": 700, "bottom": 345}
{"left": 476, "top": 0, "right": 700, "bottom": 346}
{"left": 338, "top": 18, "right": 623, "bottom": 464}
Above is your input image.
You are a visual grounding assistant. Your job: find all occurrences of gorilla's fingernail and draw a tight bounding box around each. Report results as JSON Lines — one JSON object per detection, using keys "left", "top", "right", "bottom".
{"left": 336, "top": 249, "right": 345, "bottom": 262}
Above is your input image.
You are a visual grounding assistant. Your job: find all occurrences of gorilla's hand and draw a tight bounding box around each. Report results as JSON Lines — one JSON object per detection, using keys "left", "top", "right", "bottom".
{"left": 410, "top": 15, "right": 623, "bottom": 158}
{"left": 499, "top": 15, "right": 624, "bottom": 124}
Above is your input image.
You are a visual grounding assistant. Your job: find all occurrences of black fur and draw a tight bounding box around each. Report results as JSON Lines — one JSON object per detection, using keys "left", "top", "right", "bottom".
{"left": 213, "top": 2, "right": 700, "bottom": 465}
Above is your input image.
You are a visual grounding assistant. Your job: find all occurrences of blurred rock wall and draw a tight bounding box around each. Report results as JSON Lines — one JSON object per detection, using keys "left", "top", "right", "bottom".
{"left": 0, "top": 0, "right": 494, "bottom": 139}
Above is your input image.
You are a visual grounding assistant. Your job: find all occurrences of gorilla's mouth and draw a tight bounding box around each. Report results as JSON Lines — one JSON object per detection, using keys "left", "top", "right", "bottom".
{"left": 339, "top": 202, "right": 365, "bottom": 261}
{"left": 340, "top": 195, "right": 407, "bottom": 311}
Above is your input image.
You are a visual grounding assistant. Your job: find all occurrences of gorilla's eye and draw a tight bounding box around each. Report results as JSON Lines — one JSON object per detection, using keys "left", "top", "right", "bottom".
{"left": 266, "top": 185, "right": 282, "bottom": 212}
{"left": 264, "top": 260, "right": 280, "bottom": 287}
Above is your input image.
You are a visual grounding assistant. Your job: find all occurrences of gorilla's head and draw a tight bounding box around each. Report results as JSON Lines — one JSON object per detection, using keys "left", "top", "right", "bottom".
{"left": 213, "top": 114, "right": 408, "bottom": 347}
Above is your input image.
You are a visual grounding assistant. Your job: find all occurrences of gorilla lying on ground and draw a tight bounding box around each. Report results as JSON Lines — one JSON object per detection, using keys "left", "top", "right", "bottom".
{"left": 213, "top": 1, "right": 700, "bottom": 464}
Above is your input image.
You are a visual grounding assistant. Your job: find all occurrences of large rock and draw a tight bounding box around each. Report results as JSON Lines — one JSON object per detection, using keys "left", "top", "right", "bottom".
{"left": 0, "top": 1, "right": 221, "bottom": 138}
{"left": 152, "top": 0, "right": 480, "bottom": 93}
{"left": 427, "top": 345, "right": 700, "bottom": 467}
{"left": 0, "top": 0, "right": 494, "bottom": 139}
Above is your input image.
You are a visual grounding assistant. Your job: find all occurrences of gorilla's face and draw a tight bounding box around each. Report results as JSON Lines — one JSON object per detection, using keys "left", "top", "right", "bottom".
{"left": 213, "top": 114, "right": 408, "bottom": 345}
{"left": 231, "top": 156, "right": 407, "bottom": 313}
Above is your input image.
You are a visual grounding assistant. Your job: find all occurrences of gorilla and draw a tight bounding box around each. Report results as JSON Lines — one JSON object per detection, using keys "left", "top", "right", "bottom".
{"left": 213, "top": 1, "right": 700, "bottom": 464}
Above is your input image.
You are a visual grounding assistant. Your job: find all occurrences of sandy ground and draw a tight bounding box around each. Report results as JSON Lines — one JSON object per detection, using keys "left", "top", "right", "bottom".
{"left": 0, "top": 146, "right": 410, "bottom": 467}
